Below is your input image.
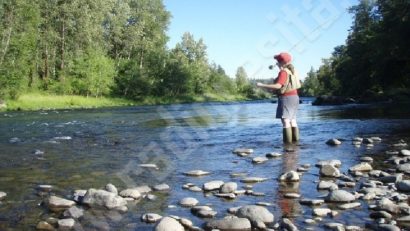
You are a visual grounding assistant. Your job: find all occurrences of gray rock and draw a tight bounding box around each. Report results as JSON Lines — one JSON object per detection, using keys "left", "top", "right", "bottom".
{"left": 325, "top": 190, "right": 355, "bottom": 203}
{"left": 141, "top": 213, "right": 162, "bottom": 223}
{"left": 320, "top": 164, "right": 341, "bottom": 177}
{"left": 380, "top": 174, "right": 402, "bottom": 184}
{"left": 205, "top": 216, "right": 251, "bottom": 230}
{"left": 338, "top": 202, "right": 361, "bottom": 210}
{"left": 139, "top": 164, "right": 159, "bottom": 169}
{"left": 396, "top": 180, "right": 410, "bottom": 192}
{"left": 279, "top": 171, "right": 300, "bottom": 182}
{"left": 0, "top": 191, "right": 6, "bottom": 200}
{"left": 58, "top": 218, "right": 75, "bottom": 230}
{"left": 370, "top": 211, "right": 393, "bottom": 219}
{"left": 284, "top": 193, "right": 300, "bottom": 198}
{"left": 316, "top": 160, "right": 342, "bottom": 168}
{"left": 396, "top": 215, "right": 410, "bottom": 222}
{"left": 236, "top": 205, "right": 274, "bottom": 225}
{"left": 266, "top": 152, "right": 282, "bottom": 158}
{"left": 281, "top": 218, "right": 298, "bottom": 231}
{"left": 183, "top": 170, "right": 210, "bottom": 176}
{"left": 105, "top": 183, "right": 118, "bottom": 195}
{"left": 36, "top": 221, "right": 54, "bottom": 231}
{"left": 397, "top": 163, "right": 410, "bottom": 173}
{"left": 313, "top": 208, "right": 332, "bottom": 217}
{"left": 325, "top": 222, "right": 345, "bottom": 230}
{"left": 360, "top": 187, "right": 389, "bottom": 196}
{"left": 220, "top": 182, "right": 238, "bottom": 193}
{"left": 299, "top": 199, "right": 325, "bottom": 206}
{"left": 214, "top": 193, "right": 236, "bottom": 199}
{"left": 317, "top": 181, "right": 338, "bottom": 191}
{"left": 196, "top": 210, "right": 217, "bottom": 218}
{"left": 119, "top": 188, "right": 141, "bottom": 199}
{"left": 233, "top": 148, "right": 254, "bottom": 155}
{"left": 153, "top": 183, "right": 170, "bottom": 191}
{"left": 349, "top": 162, "right": 373, "bottom": 172}
{"left": 400, "top": 150, "right": 410, "bottom": 156}
{"left": 154, "top": 217, "right": 184, "bottom": 231}
{"left": 203, "top": 180, "right": 224, "bottom": 191}
{"left": 63, "top": 206, "right": 84, "bottom": 219}
{"left": 252, "top": 156, "right": 269, "bottom": 164}
{"left": 73, "top": 189, "right": 87, "bottom": 203}
{"left": 83, "top": 188, "right": 127, "bottom": 210}
{"left": 37, "top": 185, "right": 53, "bottom": 192}
{"left": 134, "top": 185, "right": 152, "bottom": 194}
{"left": 179, "top": 197, "right": 199, "bottom": 207}
{"left": 360, "top": 156, "right": 374, "bottom": 162}
{"left": 240, "top": 177, "right": 268, "bottom": 183}
{"left": 376, "top": 198, "right": 400, "bottom": 214}
{"left": 326, "top": 139, "right": 342, "bottom": 145}
{"left": 48, "top": 196, "right": 76, "bottom": 212}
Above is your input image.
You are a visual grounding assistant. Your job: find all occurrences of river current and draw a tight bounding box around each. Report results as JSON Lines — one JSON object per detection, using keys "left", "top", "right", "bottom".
{"left": 0, "top": 99, "right": 410, "bottom": 230}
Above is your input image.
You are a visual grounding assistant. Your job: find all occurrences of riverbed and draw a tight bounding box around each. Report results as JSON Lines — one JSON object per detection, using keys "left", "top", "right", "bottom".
{"left": 0, "top": 99, "right": 410, "bottom": 230}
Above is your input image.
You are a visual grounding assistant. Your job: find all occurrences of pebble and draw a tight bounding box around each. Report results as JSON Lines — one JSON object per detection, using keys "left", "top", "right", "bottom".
{"left": 203, "top": 180, "right": 224, "bottom": 191}
{"left": 313, "top": 208, "right": 332, "bottom": 217}
{"left": 325, "top": 190, "right": 356, "bottom": 203}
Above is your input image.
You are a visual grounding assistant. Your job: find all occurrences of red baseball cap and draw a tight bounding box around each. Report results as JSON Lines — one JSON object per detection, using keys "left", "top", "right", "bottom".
{"left": 274, "top": 52, "right": 292, "bottom": 64}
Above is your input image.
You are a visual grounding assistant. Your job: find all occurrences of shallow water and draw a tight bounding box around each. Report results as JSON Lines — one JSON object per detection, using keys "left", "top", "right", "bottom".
{"left": 0, "top": 99, "right": 410, "bottom": 230}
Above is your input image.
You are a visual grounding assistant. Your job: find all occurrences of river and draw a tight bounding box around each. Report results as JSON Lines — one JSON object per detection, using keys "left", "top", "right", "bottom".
{"left": 0, "top": 99, "right": 410, "bottom": 230}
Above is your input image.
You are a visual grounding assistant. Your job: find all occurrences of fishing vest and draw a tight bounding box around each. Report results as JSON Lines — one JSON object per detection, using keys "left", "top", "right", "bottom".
{"left": 277, "top": 68, "right": 302, "bottom": 95}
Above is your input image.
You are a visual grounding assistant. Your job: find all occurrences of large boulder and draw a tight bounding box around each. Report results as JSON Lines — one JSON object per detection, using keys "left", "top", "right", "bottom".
{"left": 82, "top": 188, "right": 127, "bottom": 210}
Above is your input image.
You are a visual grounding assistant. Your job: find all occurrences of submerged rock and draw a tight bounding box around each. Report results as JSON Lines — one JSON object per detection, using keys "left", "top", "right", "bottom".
{"left": 326, "top": 139, "right": 342, "bottom": 146}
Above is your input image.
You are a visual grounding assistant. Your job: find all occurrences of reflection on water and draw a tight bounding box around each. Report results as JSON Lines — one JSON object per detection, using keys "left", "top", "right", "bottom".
{"left": 0, "top": 100, "right": 410, "bottom": 229}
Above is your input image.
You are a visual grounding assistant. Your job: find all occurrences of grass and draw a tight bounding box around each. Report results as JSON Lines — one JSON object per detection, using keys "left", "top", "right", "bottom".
{"left": 1, "top": 92, "right": 250, "bottom": 111}
{"left": 3, "top": 93, "right": 135, "bottom": 111}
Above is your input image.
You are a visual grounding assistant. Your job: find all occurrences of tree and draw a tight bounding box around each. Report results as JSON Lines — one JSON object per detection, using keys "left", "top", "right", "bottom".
{"left": 235, "top": 66, "right": 249, "bottom": 93}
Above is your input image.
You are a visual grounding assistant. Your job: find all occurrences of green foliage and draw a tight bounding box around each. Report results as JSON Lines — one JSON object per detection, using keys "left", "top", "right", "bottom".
{"left": 0, "top": 0, "right": 258, "bottom": 106}
{"left": 70, "top": 49, "right": 115, "bottom": 97}
{"left": 314, "top": 0, "right": 410, "bottom": 98}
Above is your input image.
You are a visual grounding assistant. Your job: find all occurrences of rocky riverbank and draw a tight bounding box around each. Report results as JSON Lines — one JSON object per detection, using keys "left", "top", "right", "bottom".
{"left": 2, "top": 135, "right": 410, "bottom": 230}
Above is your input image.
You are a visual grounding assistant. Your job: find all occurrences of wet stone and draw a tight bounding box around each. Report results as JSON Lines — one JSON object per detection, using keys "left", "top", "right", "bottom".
{"left": 205, "top": 216, "right": 252, "bottom": 230}
{"left": 63, "top": 206, "right": 84, "bottom": 219}
{"left": 313, "top": 208, "right": 332, "bottom": 217}
{"left": 325, "top": 190, "right": 356, "bottom": 203}
{"left": 203, "top": 180, "right": 224, "bottom": 191}
{"left": 240, "top": 177, "right": 268, "bottom": 183}
{"left": 105, "top": 183, "right": 118, "bottom": 195}
{"left": 119, "top": 188, "right": 141, "bottom": 199}
{"left": 279, "top": 171, "right": 300, "bottom": 182}
{"left": 338, "top": 202, "right": 361, "bottom": 210}
{"left": 320, "top": 164, "right": 341, "bottom": 178}
{"left": 220, "top": 182, "right": 237, "bottom": 193}
{"left": 252, "top": 156, "right": 269, "bottom": 164}
{"left": 400, "top": 150, "right": 410, "bottom": 156}
{"left": 299, "top": 199, "right": 324, "bottom": 206}
{"left": 36, "top": 221, "right": 54, "bottom": 231}
{"left": 153, "top": 183, "right": 170, "bottom": 191}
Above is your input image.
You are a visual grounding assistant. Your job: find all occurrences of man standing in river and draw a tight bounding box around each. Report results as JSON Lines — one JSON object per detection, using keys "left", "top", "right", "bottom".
{"left": 256, "top": 52, "right": 300, "bottom": 144}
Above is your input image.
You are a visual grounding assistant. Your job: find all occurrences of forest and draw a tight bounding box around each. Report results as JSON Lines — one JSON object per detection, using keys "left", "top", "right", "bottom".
{"left": 0, "top": 0, "right": 266, "bottom": 105}
{"left": 300, "top": 0, "right": 410, "bottom": 101}
{"left": 1, "top": 0, "right": 409, "bottom": 107}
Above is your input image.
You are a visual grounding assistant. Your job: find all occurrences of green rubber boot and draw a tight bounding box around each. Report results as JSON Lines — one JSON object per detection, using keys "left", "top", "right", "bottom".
{"left": 292, "top": 127, "right": 300, "bottom": 142}
{"left": 283, "top": 127, "right": 293, "bottom": 144}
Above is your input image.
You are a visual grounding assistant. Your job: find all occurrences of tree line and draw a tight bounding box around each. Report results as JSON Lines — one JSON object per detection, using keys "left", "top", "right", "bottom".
{"left": 300, "top": 0, "right": 410, "bottom": 100}
{"left": 0, "top": 0, "right": 267, "bottom": 101}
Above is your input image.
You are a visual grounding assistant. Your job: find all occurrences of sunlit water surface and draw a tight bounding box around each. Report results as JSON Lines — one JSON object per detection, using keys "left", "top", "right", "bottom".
{"left": 1, "top": 99, "right": 410, "bottom": 230}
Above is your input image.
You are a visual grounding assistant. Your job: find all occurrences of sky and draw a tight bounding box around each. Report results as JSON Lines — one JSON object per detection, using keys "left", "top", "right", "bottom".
{"left": 163, "top": 0, "right": 358, "bottom": 80}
